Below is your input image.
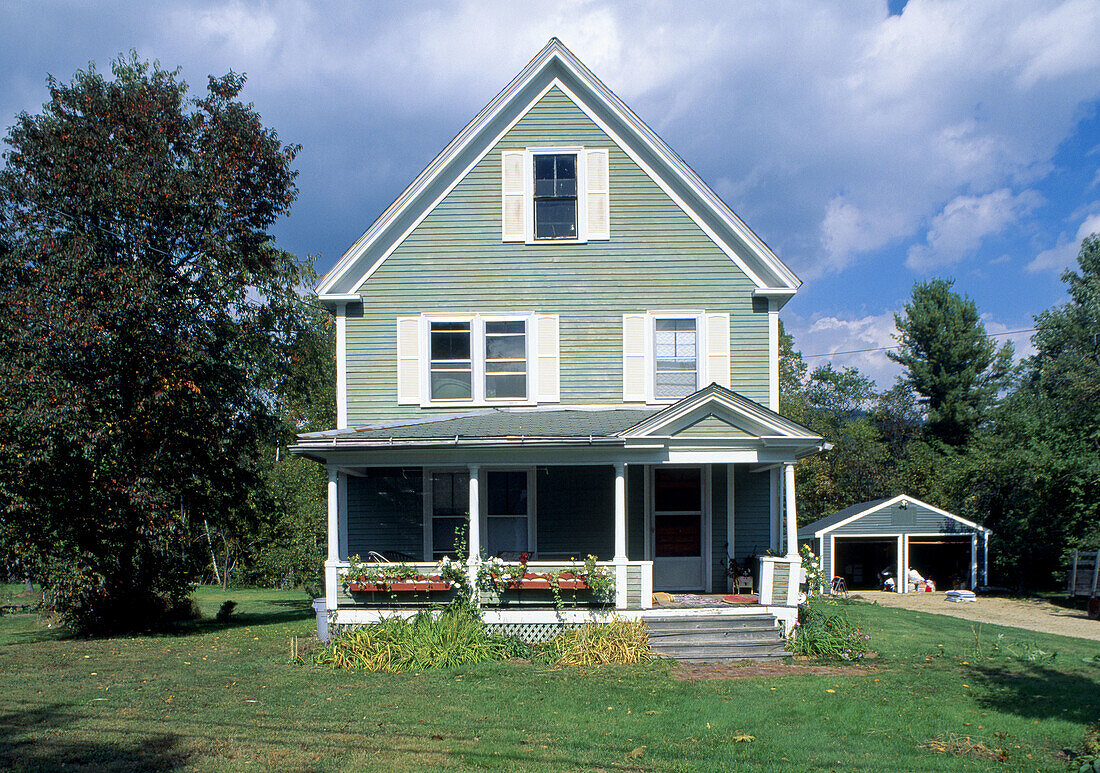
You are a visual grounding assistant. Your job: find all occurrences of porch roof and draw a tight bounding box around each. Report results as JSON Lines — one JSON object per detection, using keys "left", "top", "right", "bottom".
{"left": 298, "top": 406, "right": 660, "bottom": 443}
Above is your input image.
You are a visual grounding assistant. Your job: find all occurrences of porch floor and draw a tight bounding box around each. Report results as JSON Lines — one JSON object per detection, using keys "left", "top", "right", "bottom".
{"left": 650, "top": 592, "right": 762, "bottom": 609}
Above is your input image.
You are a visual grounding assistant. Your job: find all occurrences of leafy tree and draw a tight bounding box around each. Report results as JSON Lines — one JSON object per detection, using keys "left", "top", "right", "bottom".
{"left": 0, "top": 56, "right": 307, "bottom": 632}
{"left": 778, "top": 320, "right": 808, "bottom": 422}
{"left": 888, "top": 278, "right": 1013, "bottom": 446}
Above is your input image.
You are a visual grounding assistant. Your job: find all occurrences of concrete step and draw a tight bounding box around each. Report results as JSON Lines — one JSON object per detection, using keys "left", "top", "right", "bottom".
{"left": 654, "top": 643, "right": 789, "bottom": 660}
{"left": 643, "top": 615, "right": 778, "bottom": 632}
{"left": 647, "top": 629, "right": 782, "bottom": 646}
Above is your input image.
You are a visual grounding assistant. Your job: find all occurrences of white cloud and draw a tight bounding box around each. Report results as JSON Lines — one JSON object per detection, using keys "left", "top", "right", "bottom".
{"left": 1028, "top": 211, "right": 1100, "bottom": 272}
{"left": 906, "top": 189, "right": 1041, "bottom": 271}
{"left": 786, "top": 311, "right": 903, "bottom": 387}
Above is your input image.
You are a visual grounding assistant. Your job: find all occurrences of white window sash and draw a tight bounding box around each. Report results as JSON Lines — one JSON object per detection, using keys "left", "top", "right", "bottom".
{"left": 419, "top": 314, "right": 536, "bottom": 407}
{"left": 524, "top": 146, "right": 587, "bottom": 244}
{"left": 645, "top": 311, "right": 705, "bottom": 404}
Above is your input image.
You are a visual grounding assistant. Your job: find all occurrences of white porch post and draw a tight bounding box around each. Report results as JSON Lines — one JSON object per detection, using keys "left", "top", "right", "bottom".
{"left": 467, "top": 465, "right": 481, "bottom": 593}
{"left": 325, "top": 465, "right": 339, "bottom": 605}
{"left": 970, "top": 534, "right": 978, "bottom": 590}
{"left": 614, "top": 463, "right": 629, "bottom": 609}
{"left": 783, "top": 463, "right": 797, "bottom": 557}
{"left": 983, "top": 531, "right": 989, "bottom": 587}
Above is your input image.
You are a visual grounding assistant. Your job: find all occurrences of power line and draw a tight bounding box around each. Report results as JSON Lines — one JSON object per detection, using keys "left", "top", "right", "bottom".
{"left": 803, "top": 328, "right": 1037, "bottom": 359}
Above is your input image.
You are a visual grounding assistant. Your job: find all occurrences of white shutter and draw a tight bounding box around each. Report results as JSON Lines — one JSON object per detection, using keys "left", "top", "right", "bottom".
{"left": 705, "top": 312, "right": 731, "bottom": 388}
{"left": 501, "top": 151, "right": 526, "bottom": 241}
{"left": 533, "top": 315, "right": 560, "bottom": 403}
{"left": 623, "top": 313, "right": 647, "bottom": 402}
{"left": 586, "top": 149, "right": 610, "bottom": 240}
{"left": 396, "top": 316, "right": 421, "bottom": 405}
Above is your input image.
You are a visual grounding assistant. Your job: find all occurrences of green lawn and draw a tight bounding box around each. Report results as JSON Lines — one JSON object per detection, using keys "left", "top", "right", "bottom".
{"left": 1, "top": 588, "right": 1098, "bottom": 772}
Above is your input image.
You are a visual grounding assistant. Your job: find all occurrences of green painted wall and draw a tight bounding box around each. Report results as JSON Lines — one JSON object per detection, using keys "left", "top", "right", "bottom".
{"left": 674, "top": 414, "right": 753, "bottom": 438}
{"left": 733, "top": 468, "right": 772, "bottom": 565}
{"left": 711, "top": 464, "right": 728, "bottom": 591}
{"left": 345, "top": 468, "right": 423, "bottom": 561}
{"left": 346, "top": 87, "right": 769, "bottom": 423}
{"left": 536, "top": 465, "right": 614, "bottom": 559}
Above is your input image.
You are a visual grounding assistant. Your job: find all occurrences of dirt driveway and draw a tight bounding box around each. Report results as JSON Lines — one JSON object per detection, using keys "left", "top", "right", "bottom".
{"left": 854, "top": 590, "right": 1100, "bottom": 642}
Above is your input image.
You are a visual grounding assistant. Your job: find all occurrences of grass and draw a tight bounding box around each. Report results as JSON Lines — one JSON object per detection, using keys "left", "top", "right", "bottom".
{"left": 0, "top": 588, "right": 1097, "bottom": 771}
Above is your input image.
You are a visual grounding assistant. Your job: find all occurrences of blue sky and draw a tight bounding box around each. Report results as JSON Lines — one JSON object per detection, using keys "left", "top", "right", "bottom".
{"left": 3, "top": 1, "right": 1099, "bottom": 384}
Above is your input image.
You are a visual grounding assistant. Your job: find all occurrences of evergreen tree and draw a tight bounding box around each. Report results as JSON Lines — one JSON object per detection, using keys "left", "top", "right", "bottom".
{"left": 888, "top": 278, "right": 1013, "bottom": 446}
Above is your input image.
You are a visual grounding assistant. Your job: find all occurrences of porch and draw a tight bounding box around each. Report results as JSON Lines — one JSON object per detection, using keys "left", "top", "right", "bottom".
{"left": 291, "top": 387, "right": 827, "bottom": 638}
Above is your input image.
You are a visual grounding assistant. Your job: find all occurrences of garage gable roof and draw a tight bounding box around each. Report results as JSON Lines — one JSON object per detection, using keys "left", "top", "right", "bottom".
{"left": 797, "top": 495, "right": 991, "bottom": 539}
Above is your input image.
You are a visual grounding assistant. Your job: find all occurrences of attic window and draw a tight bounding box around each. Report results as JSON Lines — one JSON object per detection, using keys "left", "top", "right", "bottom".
{"left": 533, "top": 153, "right": 577, "bottom": 239}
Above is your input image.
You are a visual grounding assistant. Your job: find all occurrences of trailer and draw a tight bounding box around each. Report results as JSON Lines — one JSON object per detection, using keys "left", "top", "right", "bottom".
{"left": 1068, "top": 549, "right": 1100, "bottom": 620}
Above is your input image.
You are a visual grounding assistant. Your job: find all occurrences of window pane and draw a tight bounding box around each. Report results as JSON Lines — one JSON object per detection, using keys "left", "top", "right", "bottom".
{"left": 486, "top": 374, "right": 527, "bottom": 399}
{"left": 430, "top": 370, "right": 472, "bottom": 399}
{"left": 534, "top": 199, "right": 577, "bottom": 239}
{"left": 487, "top": 517, "right": 528, "bottom": 556}
{"left": 653, "top": 468, "right": 702, "bottom": 512}
{"left": 485, "top": 333, "right": 526, "bottom": 360}
{"left": 432, "top": 472, "right": 468, "bottom": 517}
{"left": 655, "top": 371, "right": 697, "bottom": 398}
{"left": 486, "top": 360, "right": 526, "bottom": 373}
{"left": 430, "top": 322, "right": 471, "bottom": 360}
{"left": 433, "top": 517, "right": 464, "bottom": 558}
{"left": 534, "top": 154, "right": 556, "bottom": 181}
{"left": 486, "top": 320, "right": 525, "bottom": 335}
{"left": 554, "top": 154, "right": 575, "bottom": 180}
{"left": 487, "top": 470, "right": 527, "bottom": 516}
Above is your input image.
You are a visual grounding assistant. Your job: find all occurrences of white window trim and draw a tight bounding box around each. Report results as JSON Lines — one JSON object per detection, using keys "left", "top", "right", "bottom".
{"left": 420, "top": 313, "right": 538, "bottom": 407}
{"left": 423, "top": 468, "right": 470, "bottom": 561}
{"left": 525, "top": 146, "right": 588, "bottom": 245}
{"left": 482, "top": 467, "right": 537, "bottom": 557}
{"left": 645, "top": 310, "right": 705, "bottom": 405}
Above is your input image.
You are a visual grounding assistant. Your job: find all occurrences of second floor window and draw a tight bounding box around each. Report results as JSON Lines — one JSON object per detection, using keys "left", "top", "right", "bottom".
{"left": 428, "top": 317, "right": 529, "bottom": 402}
{"left": 533, "top": 153, "right": 577, "bottom": 239}
{"left": 654, "top": 317, "right": 698, "bottom": 399}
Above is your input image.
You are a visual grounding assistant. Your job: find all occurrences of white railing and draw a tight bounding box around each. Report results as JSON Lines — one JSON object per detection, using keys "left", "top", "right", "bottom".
{"left": 325, "top": 558, "right": 653, "bottom": 610}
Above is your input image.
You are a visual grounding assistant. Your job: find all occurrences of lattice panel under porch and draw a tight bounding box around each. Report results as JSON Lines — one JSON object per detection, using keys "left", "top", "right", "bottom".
{"left": 486, "top": 622, "right": 580, "bottom": 643}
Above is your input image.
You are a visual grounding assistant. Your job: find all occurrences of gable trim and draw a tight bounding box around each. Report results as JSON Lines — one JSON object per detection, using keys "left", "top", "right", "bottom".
{"left": 809, "top": 495, "right": 991, "bottom": 537}
{"left": 317, "top": 39, "right": 799, "bottom": 301}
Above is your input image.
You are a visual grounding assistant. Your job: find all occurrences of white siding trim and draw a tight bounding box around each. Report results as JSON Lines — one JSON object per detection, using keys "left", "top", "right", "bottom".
{"left": 810, "top": 494, "right": 991, "bottom": 537}
{"left": 768, "top": 299, "right": 779, "bottom": 412}
{"left": 335, "top": 303, "right": 348, "bottom": 427}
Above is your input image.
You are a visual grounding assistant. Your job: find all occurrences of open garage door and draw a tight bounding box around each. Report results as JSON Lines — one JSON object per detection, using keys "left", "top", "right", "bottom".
{"left": 834, "top": 537, "right": 897, "bottom": 590}
{"left": 908, "top": 536, "right": 973, "bottom": 590}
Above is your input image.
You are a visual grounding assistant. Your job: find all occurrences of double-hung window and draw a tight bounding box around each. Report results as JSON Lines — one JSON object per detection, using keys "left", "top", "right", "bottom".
{"left": 485, "top": 470, "right": 531, "bottom": 556}
{"left": 426, "top": 316, "right": 529, "bottom": 403}
{"left": 653, "top": 317, "right": 699, "bottom": 399}
{"left": 429, "top": 471, "right": 468, "bottom": 560}
{"left": 429, "top": 321, "right": 474, "bottom": 400}
{"left": 532, "top": 153, "right": 577, "bottom": 240}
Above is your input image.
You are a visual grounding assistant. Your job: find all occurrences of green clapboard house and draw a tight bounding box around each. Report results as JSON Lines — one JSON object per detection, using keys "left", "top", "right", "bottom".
{"left": 292, "top": 39, "right": 827, "bottom": 641}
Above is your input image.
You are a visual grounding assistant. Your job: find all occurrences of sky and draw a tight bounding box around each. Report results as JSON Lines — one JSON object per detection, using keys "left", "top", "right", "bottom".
{"left": 3, "top": 0, "right": 1099, "bottom": 385}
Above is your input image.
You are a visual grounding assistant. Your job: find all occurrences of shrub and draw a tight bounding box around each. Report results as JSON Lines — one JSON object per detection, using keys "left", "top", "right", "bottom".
{"left": 542, "top": 618, "right": 652, "bottom": 666}
{"left": 789, "top": 600, "right": 871, "bottom": 661}
{"left": 313, "top": 606, "right": 516, "bottom": 671}
{"left": 216, "top": 601, "right": 237, "bottom": 623}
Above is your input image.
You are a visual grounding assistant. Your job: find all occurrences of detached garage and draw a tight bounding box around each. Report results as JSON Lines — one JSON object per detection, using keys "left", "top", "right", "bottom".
{"left": 798, "top": 496, "right": 991, "bottom": 592}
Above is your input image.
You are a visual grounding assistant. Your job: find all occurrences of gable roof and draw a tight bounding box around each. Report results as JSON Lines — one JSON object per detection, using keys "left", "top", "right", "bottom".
{"left": 797, "top": 495, "right": 991, "bottom": 539}
{"left": 316, "top": 38, "right": 800, "bottom": 303}
{"left": 623, "top": 383, "right": 824, "bottom": 446}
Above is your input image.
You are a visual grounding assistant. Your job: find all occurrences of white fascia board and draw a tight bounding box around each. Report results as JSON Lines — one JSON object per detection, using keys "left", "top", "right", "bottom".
{"left": 317, "top": 38, "right": 800, "bottom": 297}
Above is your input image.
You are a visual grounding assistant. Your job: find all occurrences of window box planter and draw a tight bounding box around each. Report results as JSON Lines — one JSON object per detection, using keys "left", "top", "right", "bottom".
{"left": 491, "top": 572, "right": 592, "bottom": 591}
{"left": 346, "top": 575, "right": 451, "bottom": 593}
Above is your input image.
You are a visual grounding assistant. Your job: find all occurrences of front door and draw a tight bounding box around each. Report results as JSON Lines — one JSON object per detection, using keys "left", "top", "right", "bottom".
{"left": 652, "top": 467, "right": 705, "bottom": 591}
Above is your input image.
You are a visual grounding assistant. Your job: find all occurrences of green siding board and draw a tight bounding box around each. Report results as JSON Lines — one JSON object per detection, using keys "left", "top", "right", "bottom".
{"left": 345, "top": 87, "right": 770, "bottom": 424}
{"left": 345, "top": 468, "right": 424, "bottom": 561}
{"left": 734, "top": 468, "right": 772, "bottom": 565}
{"left": 674, "top": 414, "right": 753, "bottom": 438}
{"left": 536, "top": 466, "right": 614, "bottom": 559}
{"left": 711, "top": 465, "right": 728, "bottom": 591}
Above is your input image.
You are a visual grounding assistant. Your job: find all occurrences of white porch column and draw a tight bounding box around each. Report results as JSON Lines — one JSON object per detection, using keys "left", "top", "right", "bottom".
{"left": 983, "top": 531, "right": 989, "bottom": 587}
{"left": 783, "top": 463, "right": 797, "bottom": 557}
{"left": 335, "top": 303, "right": 348, "bottom": 429}
{"left": 325, "top": 465, "right": 339, "bottom": 605}
{"left": 467, "top": 465, "right": 481, "bottom": 592}
{"left": 613, "top": 463, "right": 627, "bottom": 561}
{"left": 613, "top": 463, "right": 628, "bottom": 610}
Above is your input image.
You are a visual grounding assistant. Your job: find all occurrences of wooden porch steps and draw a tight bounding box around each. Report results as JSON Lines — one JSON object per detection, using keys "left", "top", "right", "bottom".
{"left": 644, "top": 614, "right": 788, "bottom": 661}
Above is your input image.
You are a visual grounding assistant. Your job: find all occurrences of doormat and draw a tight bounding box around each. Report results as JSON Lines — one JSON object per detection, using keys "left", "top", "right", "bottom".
{"left": 722, "top": 594, "right": 760, "bottom": 604}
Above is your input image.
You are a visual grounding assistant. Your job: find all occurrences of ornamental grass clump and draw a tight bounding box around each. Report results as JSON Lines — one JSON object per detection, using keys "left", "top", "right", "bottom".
{"left": 313, "top": 606, "right": 517, "bottom": 672}
{"left": 543, "top": 618, "right": 652, "bottom": 666}
{"left": 789, "top": 600, "right": 871, "bottom": 661}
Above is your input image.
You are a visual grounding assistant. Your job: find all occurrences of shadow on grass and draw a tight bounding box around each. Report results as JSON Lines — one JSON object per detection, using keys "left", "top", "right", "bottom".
{"left": 970, "top": 662, "right": 1100, "bottom": 725}
{"left": 0, "top": 704, "right": 190, "bottom": 772}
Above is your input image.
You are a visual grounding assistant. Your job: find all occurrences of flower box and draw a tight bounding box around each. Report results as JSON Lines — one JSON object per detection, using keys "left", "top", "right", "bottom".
{"left": 491, "top": 572, "right": 591, "bottom": 591}
{"left": 346, "top": 575, "right": 451, "bottom": 593}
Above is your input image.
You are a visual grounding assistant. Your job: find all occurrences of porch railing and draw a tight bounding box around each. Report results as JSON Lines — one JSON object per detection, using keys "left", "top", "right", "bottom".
{"left": 325, "top": 559, "right": 653, "bottom": 611}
